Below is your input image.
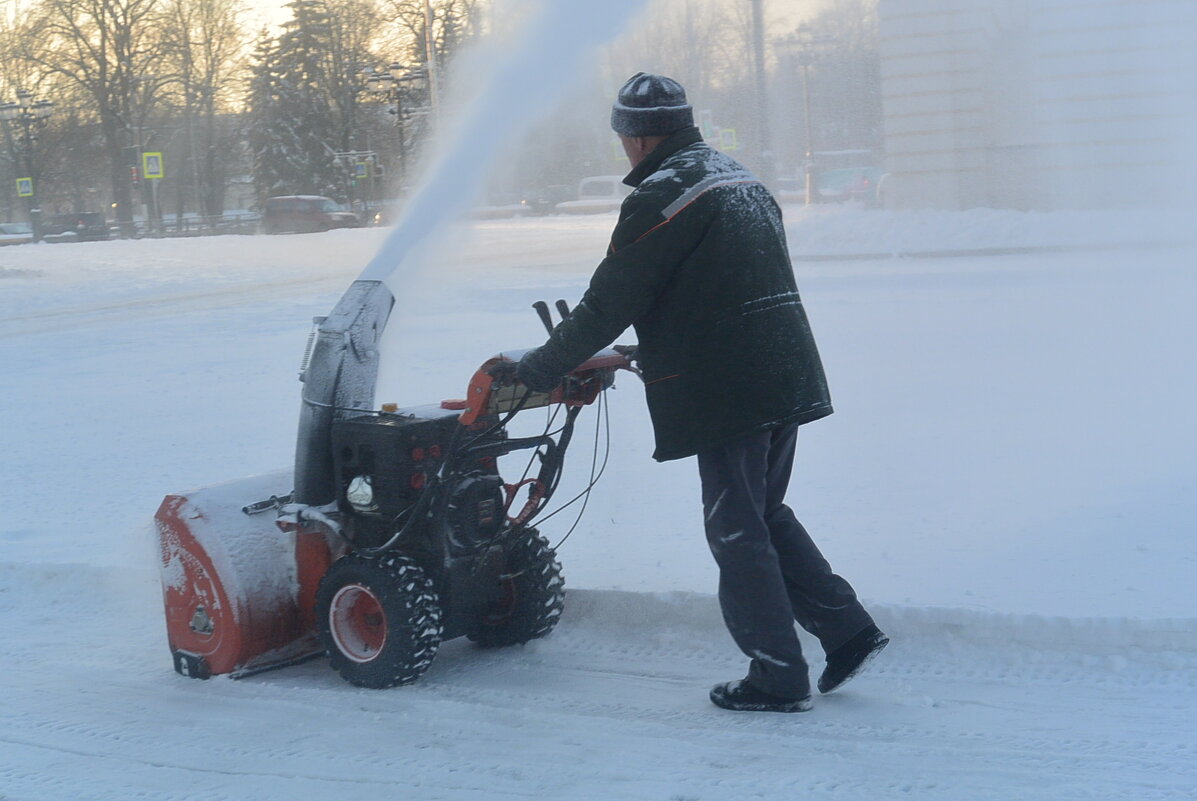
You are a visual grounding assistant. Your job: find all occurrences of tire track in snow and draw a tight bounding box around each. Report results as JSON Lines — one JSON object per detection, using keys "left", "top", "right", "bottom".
{"left": 1, "top": 567, "right": 1195, "bottom": 801}
{"left": 414, "top": 627, "right": 1196, "bottom": 789}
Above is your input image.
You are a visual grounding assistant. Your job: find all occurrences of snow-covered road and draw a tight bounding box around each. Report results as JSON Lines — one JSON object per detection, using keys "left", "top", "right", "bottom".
{"left": 3, "top": 563, "right": 1194, "bottom": 801}
{"left": 1, "top": 208, "right": 1195, "bottom": 799}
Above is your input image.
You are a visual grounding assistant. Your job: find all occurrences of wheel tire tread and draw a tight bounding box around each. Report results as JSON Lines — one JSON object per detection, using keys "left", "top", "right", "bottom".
{"left": 316, "top": 553, "right": 443, "bottom": 688}
{"left": 468, "top": 529, "right": 565, "bottom": 648}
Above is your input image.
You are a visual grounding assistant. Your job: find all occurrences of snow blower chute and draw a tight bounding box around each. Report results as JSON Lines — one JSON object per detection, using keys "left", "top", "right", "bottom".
{"left": 155, "top": 279, "right": 633, "bottom": 687}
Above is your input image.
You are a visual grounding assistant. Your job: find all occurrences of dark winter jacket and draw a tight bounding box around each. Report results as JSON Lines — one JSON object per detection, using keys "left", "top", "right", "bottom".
{"left": 526, "top": 126, "right": 833, "bottom": 460}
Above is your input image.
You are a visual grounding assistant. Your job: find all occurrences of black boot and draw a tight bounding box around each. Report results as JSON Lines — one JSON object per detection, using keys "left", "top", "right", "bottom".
{"left": 709, "top": 680, "right": 813, "bottom": 713}
{"left": 818, "top": 624, "right": 889, "bottom": 694}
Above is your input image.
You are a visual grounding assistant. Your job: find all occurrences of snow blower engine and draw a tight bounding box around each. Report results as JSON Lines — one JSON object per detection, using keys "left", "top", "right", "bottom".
{"left": 155, "top": 280, "right": 634, "bottom": 689}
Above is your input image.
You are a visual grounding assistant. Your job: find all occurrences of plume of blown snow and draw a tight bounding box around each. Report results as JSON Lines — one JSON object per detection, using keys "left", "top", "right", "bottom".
{"left": 359, "top": 0, "right": 651, "bottom": 287}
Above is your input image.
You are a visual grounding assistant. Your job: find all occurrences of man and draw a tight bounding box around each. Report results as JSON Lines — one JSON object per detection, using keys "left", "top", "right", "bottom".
{"left": 517, "top": 73, "right": 888, "bottom": 712}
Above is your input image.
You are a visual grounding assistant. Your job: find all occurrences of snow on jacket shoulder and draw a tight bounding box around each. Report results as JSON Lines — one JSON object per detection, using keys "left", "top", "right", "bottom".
{"left": 538, "top": 126, "right": 833, "bottom": 460}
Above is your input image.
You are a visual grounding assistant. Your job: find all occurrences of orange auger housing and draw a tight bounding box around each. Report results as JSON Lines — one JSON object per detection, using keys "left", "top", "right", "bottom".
{"left": 155, "top": 470, "right": 342, "bottom": 679}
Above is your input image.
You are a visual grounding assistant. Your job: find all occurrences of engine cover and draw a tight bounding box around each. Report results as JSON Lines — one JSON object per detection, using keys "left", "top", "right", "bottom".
{"left": 331, "top": 409, "right": 460, "bottom": 521}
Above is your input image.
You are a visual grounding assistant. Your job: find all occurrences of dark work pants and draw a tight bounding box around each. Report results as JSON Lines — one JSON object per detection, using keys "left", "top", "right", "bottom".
{"left": 696, "top": 422, "right": 874, "bottom": 699}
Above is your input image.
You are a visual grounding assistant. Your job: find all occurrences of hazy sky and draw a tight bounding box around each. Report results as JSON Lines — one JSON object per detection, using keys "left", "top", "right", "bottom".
{"left": 245, "top": 0, "right": 818, "bottom": 34}
{"left": 244, "top": 0, "right": 288, "bottom": 30}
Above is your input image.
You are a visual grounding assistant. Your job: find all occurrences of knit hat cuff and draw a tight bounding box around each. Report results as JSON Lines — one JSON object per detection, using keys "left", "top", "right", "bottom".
{"left": 610, "top": 103, "right": 695, "bottom": 137}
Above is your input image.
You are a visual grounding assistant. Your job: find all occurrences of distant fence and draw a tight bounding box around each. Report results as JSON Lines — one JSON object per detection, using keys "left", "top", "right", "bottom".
{"left": 113, "top": 213, "right": 262, "bottom": 239}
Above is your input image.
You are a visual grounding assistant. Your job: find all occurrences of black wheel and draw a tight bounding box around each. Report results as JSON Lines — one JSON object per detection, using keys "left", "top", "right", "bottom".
{"left": 468, "top": 528, "right": 565, "bottom": 648}
{"left": 315, "top": 553, "right": 442, "bottom": 688}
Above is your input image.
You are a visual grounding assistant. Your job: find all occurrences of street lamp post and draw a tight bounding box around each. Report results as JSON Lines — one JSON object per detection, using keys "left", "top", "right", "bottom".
{"left": 422, "top": 0, "right": 441, "bottom": 123}
{"left": 366, "top": 62, "right": 411, "bottom": 187}
{"left": 749, "top": 0, "right": 775, "bottom": 188}
{"left": 781, "top": 25, "right": 834, "bottom": 206}
{"left": 799, "top": 43, "right": 815, "bottom": 206}
{"left": 127, "top": 73, "right": 161, "bottom": 236}
{"left": 364, "top": 62, "right": 430, "bottom": 192}
{"left": 0, "top": 90, "right": 55, "bottom": 241}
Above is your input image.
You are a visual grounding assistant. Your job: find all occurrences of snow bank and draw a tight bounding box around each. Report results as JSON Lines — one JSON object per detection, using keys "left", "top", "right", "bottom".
{"left": 566, "top": 588, "right": 1197, "bottom": 674}
{"left": 782, "top": 204, "right": 1196, "bottom": 258}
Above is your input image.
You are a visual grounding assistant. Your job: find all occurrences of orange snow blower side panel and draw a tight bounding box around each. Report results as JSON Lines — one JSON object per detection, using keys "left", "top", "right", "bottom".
{"left": 155, "top": 471, "right": 337, "bottom": 679}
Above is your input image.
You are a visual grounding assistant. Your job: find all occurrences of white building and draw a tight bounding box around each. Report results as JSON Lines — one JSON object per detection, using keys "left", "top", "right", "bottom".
{"left": 878, "top": 0, "right": 1196, "bottom": 210}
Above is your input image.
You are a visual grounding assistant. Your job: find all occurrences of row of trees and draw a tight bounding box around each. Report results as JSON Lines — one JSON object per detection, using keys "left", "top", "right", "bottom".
{"left": 2, "top": 0, "right": 248, "bottom": 227}
{"left": 247, "top": 0, "right": 482, "bottom": 207}
{"left": 0, "top": 0, "right": 484, "bottom": 228}
{"left": 0, "top": 0, "right": 881, "bottom": 229}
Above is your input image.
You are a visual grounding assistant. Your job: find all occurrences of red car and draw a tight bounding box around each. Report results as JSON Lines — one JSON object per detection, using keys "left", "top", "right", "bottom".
{"left": 260, "top": 195, "right": 361, "bottom": 234}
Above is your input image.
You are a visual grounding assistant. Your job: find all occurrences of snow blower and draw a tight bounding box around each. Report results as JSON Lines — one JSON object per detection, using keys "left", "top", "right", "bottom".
{"left": 155, "top": 278, "right": 633, "bottom": 688}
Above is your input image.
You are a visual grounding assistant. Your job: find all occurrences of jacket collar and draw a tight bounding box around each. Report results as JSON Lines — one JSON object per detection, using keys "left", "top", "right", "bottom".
{"left": 622, "top": 126, "right": 704, "bottom": 188}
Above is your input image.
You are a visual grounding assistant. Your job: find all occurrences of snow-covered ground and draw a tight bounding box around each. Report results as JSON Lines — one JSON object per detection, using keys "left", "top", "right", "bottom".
{"left": 1, "top": 205, "right": 1195, "bottom": 800}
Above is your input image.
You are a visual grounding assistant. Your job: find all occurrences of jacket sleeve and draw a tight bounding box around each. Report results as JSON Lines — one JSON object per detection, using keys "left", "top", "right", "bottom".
{"left": 530, "top": 189, "right": 706, "bottom": 374}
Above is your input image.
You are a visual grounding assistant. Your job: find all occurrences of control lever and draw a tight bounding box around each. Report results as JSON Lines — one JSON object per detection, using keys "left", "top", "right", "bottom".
{"left": 531, "top": 300, "right": 554, "bottom": 334}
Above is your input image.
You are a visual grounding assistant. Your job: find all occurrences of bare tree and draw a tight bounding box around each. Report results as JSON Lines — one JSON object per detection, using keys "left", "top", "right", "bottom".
{"left": 606, "top": 0, "right": 747, "bottom": 99}
{"left": 0, "top": 2, "right": 62, "bottom": 223}
{"left": 321, "top": 0, "right": 381, "bottom": 153}
{"left": 379, "top": 0, "right": 484, "bottom": 93}
{"left": 38, "top": 96, "right": 110, "bottom": 214}
{"left": 0, "top": 2, "right": 40, "bottom": 94}
{"left": 791, "top": 0, "right": 883, "bottom": 159}
{"left": 24, "top": 0, "right": 168, "bottom": 231}
{"left": 159, "top": 0, "right": 247, "bottom": 218}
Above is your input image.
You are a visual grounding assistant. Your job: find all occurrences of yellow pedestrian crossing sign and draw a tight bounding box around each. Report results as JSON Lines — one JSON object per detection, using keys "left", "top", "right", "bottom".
{"left": 142, "top": 152, "right": 164, "bottom": 179}
{"left": 16, "top": 177, "right": 33, "bottom": 197}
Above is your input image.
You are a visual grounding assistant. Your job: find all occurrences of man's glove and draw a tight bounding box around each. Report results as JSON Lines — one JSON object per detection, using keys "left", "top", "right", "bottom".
{"left": 486, "top": 360, "right": 518, "bottom": 383}
{"left": 516, "top": 346, "right": 566, "bottom": 393}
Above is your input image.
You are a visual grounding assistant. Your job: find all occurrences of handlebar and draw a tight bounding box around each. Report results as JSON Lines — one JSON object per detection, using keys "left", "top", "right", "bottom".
{"left": 460, "top": 348, "right": 635, "bottom": 426}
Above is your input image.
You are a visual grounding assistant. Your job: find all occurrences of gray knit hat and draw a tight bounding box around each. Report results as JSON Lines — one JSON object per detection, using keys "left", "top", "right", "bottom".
{"left": 610, "top": 72, "right": 694, "bottom": 137}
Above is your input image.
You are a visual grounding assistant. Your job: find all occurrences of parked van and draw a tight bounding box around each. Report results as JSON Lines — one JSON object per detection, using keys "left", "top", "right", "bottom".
{"left": 260, "top": 195, "right": 360, "bottom": 234}
{"left": 554, "top": 176, "right": 631, "bottom": 214}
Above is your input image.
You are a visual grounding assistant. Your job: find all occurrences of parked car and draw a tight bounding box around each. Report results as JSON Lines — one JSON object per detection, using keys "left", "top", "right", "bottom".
{"left": 473, "top": 190, "right": 531, "bottom": 220}
{"left": 42, "top": 212, "right": 111, "bottom": 242}
{"left": 367, "top": 201, "right": 402, "bottom": 227}
{"left": 0, "top": 221, "right": 33, "bottom": 246}
{"left": 520, "top": 184, "right": 573, "bottom": 215}
{"left": 260, "top": 195, "right": 361, "bottom": 234}
{"left": 775, "top": 176, "right": 807, "bottom": 205}
{"left": 815, "top": 167, "right": 886, "bottom": 206}
{"left": 775, "top": 168, "right": 887, "bottom": 207}
{"left": 554, "top": 176, "right": 631, "bottom": 214}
